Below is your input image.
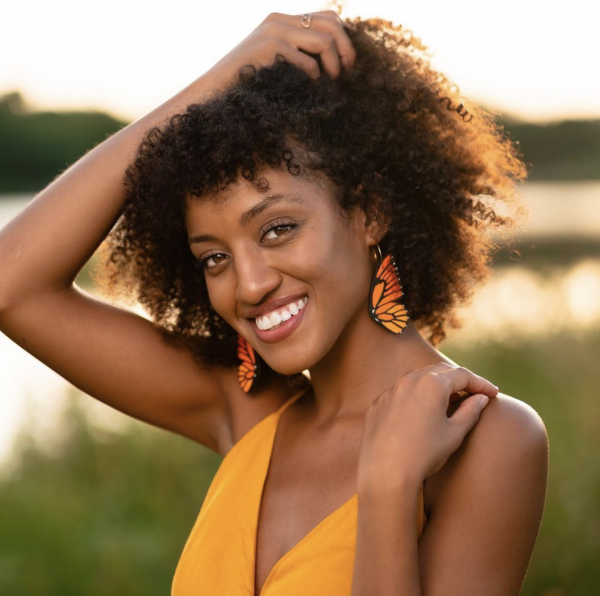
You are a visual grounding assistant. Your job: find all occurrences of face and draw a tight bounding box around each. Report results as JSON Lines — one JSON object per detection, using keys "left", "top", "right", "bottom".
{"left": 185, "top": 166, "right": 379, "bottom": 375}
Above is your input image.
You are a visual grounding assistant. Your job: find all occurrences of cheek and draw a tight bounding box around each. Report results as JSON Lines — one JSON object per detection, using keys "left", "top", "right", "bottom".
{"left": 205, "top": 281, "right": 235, "bottom": 322}
{"left": 306, "top": 237, "right": 370, "bottom": 307}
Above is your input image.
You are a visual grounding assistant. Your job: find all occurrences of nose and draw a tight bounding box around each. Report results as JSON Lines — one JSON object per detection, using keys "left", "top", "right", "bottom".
{"left": 235, "top": 248, "right": 283, "bottom": 310}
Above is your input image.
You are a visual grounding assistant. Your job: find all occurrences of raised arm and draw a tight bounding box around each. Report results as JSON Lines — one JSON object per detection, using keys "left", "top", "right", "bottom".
{"left": 0, "top": 10, "right": 357, "bottom": 452}
{"left": 0, "top": 70, "right": 237, "bottom": 451}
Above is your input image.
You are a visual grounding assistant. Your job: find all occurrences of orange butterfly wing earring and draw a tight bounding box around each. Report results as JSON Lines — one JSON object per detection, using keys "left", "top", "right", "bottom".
{"left": 368, "top": 244, "right": 409, "bottom": 334}
{"left": 237, "top": 333, "right": 260, "bottom": 393}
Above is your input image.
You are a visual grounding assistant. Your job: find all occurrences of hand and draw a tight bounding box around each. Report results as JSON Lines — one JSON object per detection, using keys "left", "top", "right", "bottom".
{"left": 357, "top": 363, "right": 499, "bottom": 493}
{"left": 203, "top": 11, "right": 357, "bottom": 93}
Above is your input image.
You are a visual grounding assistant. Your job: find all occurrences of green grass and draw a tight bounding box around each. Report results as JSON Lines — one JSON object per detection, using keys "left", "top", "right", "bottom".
{"left": 0, "top": 394, "right": 221, "bottom": 596}
{"left": 0, "top": 332, "right": 598, "bottom": 595}
{"left": 444, "top": 332, "right": 600, "bottom": 596}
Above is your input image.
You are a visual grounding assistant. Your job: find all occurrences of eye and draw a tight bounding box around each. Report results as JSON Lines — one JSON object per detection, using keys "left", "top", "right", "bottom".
{"left": 195, "top": 220, "right": 300, "bottom": 272}
{"left": 195, "top": 252, "right": 228, "bottom": 271}
{"left": 261, "top": 219, "right": 299, "bottom": 241}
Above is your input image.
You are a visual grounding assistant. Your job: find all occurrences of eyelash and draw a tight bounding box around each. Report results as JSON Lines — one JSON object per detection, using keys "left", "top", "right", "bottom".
{"left": 195, "top": 220, "right": 299, "bottom": 271}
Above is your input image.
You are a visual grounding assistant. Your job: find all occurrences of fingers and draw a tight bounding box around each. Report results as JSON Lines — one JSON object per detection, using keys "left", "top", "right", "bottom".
{"left": 405, "top": 362, "right": 499, "bottom": 399}
{"left": 284, "top": 24, "right": 343, "bottom": 78}
{"left": 404, "top": 364, "right": 497, "bottom": 441}
{"left": 260, "top": 11, "right": 356, "bottom": 78}
{"left": 432, "top": 364, "right": 499, "bottom": 399}
{"left": 447, "top": 392, "right": 490, "bottom": 437}
{"left": 272, "top": 45, "right": 321, "bottom": 80}
{"left": 304, "top": 11, "right": 357, "bottom": 70}
{"left": 449, "top": 389, "right": 473, "bottom": 403}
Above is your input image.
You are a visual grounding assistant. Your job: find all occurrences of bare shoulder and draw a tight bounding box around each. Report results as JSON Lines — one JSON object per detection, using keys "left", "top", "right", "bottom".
{"left": 426, "top": 391, "right": 549, "bottom": 509}
{"left": 420, "top": 392, "right": 549, "bottom": 594}
{"left": 466, "top": 391, "right": 549, "bottom": 468}
{"left": 482, "top": 390, "right": 547, "bottom": 434}
{"left": 462, "top": 391, "right": 547, "bottom": 451}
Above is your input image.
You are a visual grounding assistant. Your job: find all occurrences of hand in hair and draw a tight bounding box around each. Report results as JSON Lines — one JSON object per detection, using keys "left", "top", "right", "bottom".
{"left": 205, "top": 11, "right": 357, "bottom": 93}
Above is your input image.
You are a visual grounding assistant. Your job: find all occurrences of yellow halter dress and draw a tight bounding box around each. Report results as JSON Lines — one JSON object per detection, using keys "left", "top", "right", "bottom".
{"left": 172, "top": 385, "right": 427, "bottom": 595}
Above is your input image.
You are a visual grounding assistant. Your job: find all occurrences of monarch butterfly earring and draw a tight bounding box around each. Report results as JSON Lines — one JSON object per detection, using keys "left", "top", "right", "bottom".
{"left": 368, "top": 243, "right": 409, "bottom": 334}
{"left": 237, "top": 333, "right": 260, "bottom": 393}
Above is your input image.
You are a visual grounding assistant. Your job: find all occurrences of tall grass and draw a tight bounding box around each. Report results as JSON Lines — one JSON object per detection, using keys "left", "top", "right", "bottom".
{"left": 0, "top": 392, "right": 221, "bottom": 596}
{"left": 1, "top": 331, "right": 598, "bottom": 595}
{"left": 444, "top": 332, "right": 600, "bottom": 596}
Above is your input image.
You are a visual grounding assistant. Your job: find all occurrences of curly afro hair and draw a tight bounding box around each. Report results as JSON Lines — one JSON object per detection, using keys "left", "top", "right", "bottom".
{"left": 94, "top": 16, "right": 529, "bottom": 383}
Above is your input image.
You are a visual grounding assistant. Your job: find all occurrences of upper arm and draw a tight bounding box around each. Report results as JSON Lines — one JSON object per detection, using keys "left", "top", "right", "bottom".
{"left": 0, "top": 283, "right": 232, "bottom": 452}
{"left": 419, "top": 393, "right": 549, "bottom": 595}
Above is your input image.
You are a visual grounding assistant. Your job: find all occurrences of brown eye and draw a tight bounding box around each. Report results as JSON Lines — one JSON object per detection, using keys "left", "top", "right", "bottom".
{"left": 198, "top": 252, "right": 227, "bottom": 270}
{"left": 261, "top": 221, "right": 298, "bottom": 241}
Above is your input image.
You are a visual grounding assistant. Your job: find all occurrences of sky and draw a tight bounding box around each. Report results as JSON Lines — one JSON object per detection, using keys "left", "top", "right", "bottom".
{"left": 1, "top": 0, "right": 599, "bottom": 124}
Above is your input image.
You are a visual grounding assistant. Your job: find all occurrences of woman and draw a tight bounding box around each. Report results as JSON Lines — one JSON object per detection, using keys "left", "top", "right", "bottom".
{"left": 0, "top": 10, "right": 548, "bottom": 595}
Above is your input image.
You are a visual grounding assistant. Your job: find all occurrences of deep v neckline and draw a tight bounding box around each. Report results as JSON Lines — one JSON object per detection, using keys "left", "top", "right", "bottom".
{"left": 252, "top": 386, "right": 359, "bottom": 596}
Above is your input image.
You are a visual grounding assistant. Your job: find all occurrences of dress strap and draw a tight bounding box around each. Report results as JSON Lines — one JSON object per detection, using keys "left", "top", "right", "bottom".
{"left": 276, "top": 385, "right": 312, "bottom": 416}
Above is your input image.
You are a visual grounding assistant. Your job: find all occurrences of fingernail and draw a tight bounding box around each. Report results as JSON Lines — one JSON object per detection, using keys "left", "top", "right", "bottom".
{"left": 478, "top": 395, "right": 489, "bottom": 407}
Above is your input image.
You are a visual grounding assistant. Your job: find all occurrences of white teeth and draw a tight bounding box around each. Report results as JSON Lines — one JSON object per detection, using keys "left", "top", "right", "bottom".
{"left": 255, "top": 296, "right": 308, "bottom": 330}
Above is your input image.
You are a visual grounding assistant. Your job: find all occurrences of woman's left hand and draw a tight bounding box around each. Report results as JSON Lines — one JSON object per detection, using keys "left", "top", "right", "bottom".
{"left": 357, "top": 362, "right": 499, "bottom": 493}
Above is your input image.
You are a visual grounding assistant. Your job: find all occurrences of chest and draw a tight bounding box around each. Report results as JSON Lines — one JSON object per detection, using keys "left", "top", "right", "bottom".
{"left": 254, "top": 422, "right": 362, "bottom": 595}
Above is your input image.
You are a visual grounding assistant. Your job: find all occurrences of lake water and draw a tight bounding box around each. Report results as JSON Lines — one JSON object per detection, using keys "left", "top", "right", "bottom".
{"left": 1, "top": 182, "right": 600, "bottom": 467}
{"left": 2, "top": 181, "right": 600, "bottom": 237}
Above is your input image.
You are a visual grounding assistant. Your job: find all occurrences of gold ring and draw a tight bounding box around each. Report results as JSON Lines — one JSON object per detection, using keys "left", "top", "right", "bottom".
{"left": 301, "top": 13, "right": 312, "bottom": 28}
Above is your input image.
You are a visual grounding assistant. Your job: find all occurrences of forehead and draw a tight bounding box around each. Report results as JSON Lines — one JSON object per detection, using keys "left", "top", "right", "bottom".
{"left": 184, "top": 166, "right": 338, "bottom": 224}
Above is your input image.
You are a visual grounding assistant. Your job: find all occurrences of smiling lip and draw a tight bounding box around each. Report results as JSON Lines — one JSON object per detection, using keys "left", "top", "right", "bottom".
{"left": 251, "top": 297, "right": 308, "bottom": 344}
{"left": 245, "top": 292, "right": 308, "bottom": 319}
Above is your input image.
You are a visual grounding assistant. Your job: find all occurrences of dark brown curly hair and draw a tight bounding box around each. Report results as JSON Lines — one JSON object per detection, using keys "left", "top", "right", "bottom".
{"left": 93, "top": 16, "right": 529, "bottom": 384}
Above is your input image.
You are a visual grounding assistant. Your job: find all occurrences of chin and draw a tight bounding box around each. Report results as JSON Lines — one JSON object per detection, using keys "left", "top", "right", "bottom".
{"left": 260, "top": 352, "right": 315, "bottom": 377}
{"left": 265, "top": 360, "right": 309, "bottom": 377}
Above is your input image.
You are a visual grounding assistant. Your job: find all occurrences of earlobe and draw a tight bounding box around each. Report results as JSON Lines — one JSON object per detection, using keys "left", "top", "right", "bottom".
{"left": 350, "top": 176, "right": 391, "bottom": 255}
{"left": 365, "top": 205, "right": 390, "bottom": 247}
{"left": 353, "top": 180, "right": 390, "bottom": 244}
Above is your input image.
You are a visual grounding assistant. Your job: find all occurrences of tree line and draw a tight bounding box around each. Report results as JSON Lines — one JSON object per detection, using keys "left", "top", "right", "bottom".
{"left": 1, "top": 90, "right": 598, "bottom": 194}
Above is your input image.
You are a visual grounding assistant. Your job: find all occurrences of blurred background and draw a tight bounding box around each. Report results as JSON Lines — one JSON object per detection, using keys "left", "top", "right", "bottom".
{"left": 1, "top": 0, "right": 599, "bottom": 594}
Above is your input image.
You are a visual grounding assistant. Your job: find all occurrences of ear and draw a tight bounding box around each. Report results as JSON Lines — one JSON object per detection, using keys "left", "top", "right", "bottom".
{"left": 354, "top": 181, "right": 391, "bottom": 246}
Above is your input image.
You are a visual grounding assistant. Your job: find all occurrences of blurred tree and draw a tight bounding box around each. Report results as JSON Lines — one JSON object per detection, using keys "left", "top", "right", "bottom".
{"left": 1, "top": 90, "right": 599, "bottom": 193}
{"left": 0, "top": 91, "right": 127, "bottom": 193}
{"left": 504, "top": 118, "right": 600, "bottom": 180}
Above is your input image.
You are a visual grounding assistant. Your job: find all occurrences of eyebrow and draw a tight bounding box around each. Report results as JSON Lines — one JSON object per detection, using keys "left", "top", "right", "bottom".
{"left": 188, "top": 193, "right": 306, "bottom": 246}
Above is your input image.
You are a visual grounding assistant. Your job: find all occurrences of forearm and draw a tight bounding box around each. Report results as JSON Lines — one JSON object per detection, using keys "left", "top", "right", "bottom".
{"left": 352, "top": 479, "right": 423, "bottom": 596}
{"left": 0, "top": 71, "right": 218, "bottom": 307}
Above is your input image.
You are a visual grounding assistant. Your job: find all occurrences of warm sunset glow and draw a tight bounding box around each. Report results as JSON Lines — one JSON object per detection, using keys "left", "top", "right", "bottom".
{"left": 1, "top": 0, "right": 598, "bottom": 123}
{"left": 564, "top": 260, "right": 600, "bottom": 326}
{"left": 451, "top": 260, "right": 600, "bottom": 345}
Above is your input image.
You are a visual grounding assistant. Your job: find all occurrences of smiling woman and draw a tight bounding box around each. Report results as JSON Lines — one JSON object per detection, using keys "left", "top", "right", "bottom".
{"left": 0, "top": 8, "right": 548, "bottom": 596}
{"left": 182, "top": 166, "right": 370, "bottom": 373}
{"left": 96, "top": 16, "right": 529, "bottom": 379}
{"left": 186, "top": 185, "right": 315, "bottom": 349}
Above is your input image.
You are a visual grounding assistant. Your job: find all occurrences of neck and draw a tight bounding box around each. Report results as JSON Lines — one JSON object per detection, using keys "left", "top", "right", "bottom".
{"left": 306, "top": 317, "right": 453, "bottom": 424}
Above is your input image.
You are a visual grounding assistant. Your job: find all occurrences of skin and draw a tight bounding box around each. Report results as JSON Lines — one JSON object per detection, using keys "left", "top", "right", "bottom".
{"left": 185, "top": 166, "right": 549, "bottom": 595}
{"left": 0, "top": 10, "right": 549, "bottom": 596}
